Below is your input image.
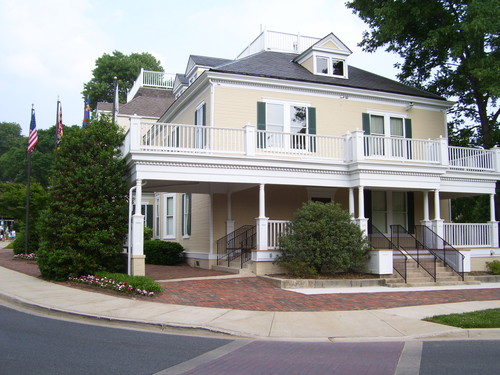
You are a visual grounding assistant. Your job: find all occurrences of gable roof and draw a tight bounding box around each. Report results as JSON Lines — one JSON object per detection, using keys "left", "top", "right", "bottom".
{"left": 209, "top": 51, "right": 445, "bottom": 101}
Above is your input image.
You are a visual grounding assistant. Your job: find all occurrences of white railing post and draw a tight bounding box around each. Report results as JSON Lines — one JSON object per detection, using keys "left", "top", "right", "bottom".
{"left": 130, "top": 116, "right": 141, "bottom": 151}
{"left": 438, "top": 136, "right": 449, "bottom": 167}
{"left": 350, "top": 130, "right": 365, "bottom": 162}
{"left": 244, "top": 125, "right": 256, "bottom": 156}
{"left": 492, "top": 146, "right": 500, "bottom": 173}
{"left": 489, "top": 221, "right": 499, "bottom": 247}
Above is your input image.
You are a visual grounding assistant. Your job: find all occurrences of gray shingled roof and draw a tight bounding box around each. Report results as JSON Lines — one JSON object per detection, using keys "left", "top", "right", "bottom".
{"left": 120, "top": 88, "right": 175, "bottom": 117}
{"left": 98, "top": 87, "right": 175, "bottom": 118}
{"left": 189, "top": 55, "right": 233, "bottom": 68}
{"left": 210, "top": 51, "right": 445, "bottom": 101}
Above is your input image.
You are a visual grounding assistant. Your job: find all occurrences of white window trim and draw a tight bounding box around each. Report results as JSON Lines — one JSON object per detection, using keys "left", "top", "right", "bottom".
{"left": 163, "top": 193, "right": 176, "bottom": 239}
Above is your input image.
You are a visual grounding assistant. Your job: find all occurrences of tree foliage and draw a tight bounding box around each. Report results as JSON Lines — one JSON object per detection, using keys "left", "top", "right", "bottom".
{"left": 275, "top": 202, "right": 370, "bottom": 277}
{"left": 0, "top": 182, "right": 49, "bottom": 253}
{"left": 0, "top": 123, "right": 81, "bottom": 188}
{"left": 346, "top": 0, "right": 499, "bottom": 148}
{"left": 36, "top": 116, "right": 129, "bottom": 280}
{"left": 82, "top": 51, "right": 164, "bottom": 109}
{"left": 0, "top": 122, "right": 23, "bottom": 155}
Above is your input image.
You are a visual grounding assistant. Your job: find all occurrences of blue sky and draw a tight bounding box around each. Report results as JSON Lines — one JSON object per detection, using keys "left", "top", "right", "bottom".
{"left": 0, "top": 0, "right": 401, "bottom": 134}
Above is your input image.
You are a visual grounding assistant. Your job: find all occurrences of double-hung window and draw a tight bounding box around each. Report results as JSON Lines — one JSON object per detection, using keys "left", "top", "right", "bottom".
{"left": 182, "top": 193, "right": 192, "bottom": 237}
{"left": 195, "top": 103, "right": 206, "bottom": 149}
{"left": 257, "top": 101, "right": 316, "bottom": 152}
{"left": 163, "top": 193, "right": 175, "bottom": 239}
{"left": 154, "top": 195, "right": 160, "bottom": 239}
{"left": 363, "top": 112, "right": 412, "bottom": 159}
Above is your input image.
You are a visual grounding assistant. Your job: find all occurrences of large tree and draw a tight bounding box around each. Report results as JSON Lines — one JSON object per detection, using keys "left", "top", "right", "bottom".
{"left": 346, "top": 0, "right": 499, "bottom": 148}
{"left": 36, "top": 116, "right": 129, "bottom": 280}
{"left": 0, "top": 122, "right": 23, "bottom": 156}
{"left": 82, "top": 51, "right": 163, "bottom": 109}
{"left": 0, "top": 125, "right": 80, "bottom": 188}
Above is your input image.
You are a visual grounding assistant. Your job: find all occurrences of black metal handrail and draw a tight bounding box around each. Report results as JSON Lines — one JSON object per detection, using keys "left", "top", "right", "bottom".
{"left": 415, "top": 225, "right": 465, "bottom": 280}
{"left": 216, "top": 225, "right": 255, "bottom": 267}
{"left": 391, "top": 225, "right": 437, "bottom": 281}
{"left": 369, "top": 225, "right": 406, "bottom": 282}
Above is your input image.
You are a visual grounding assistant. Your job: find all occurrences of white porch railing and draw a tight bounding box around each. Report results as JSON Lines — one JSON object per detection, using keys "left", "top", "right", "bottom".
{"left": 268, "top": 220, "right": 290, "bottom": 249}
{"left": 140, "top": 123, "right": 245, "bottom": 155}
{"left": 127, "top": 69, "right": 176, "bottom": 102}
{"left": 237, "top": 30, "right": 319, "bottom": 59}
{"left": 444, "top": 223, "right": 491, "bottom": 247}
{"left": 126, "top": 120, "right": 500, "bottom": 173}
{"left": 256, "top": 130, "right": 345, "bottom": 160}
{"left": 448, "top": 146, "right": 495, "bottom": 171}
{"left": 363, "top": 135, "right": 440, "bottom": 163}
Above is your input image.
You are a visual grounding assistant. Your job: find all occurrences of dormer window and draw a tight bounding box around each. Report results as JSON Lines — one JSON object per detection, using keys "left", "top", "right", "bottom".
{"left": 315, "top": 55, "right": 345, "bottom": 78}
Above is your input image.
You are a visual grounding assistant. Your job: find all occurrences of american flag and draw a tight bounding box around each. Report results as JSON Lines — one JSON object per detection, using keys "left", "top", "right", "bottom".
{"left": 27, "top": 108, "right": 38, "bottom": 153}
{"left": 56, "top": 102, "right": 63, "bottom": 148}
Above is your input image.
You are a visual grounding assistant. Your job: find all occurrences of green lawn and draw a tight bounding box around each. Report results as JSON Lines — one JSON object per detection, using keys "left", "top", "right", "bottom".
{"left": 424, "top": 308, "right": 500, "bottom": 328}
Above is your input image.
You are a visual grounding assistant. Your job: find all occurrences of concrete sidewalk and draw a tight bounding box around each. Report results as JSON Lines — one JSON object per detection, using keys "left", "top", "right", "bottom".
{"left": 1, "top": 265, "right": 499, "bottom": 341}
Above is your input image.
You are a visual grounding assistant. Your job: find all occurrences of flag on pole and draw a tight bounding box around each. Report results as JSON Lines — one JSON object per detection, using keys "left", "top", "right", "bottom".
{"left": 27, "top": 107, "right": 38, "bottom": 153}
{"left": 56, "top": 101, "right": 64, "bottom": 149}
{"left": 83, "top": 96, "right": 91, "bottom": 128}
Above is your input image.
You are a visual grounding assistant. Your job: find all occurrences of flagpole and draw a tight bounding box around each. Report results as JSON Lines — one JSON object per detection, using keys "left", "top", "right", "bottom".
{"left": 24, "top": 105, "right": 34, "bottom": 255}
{"left": 113, "top": 76, "right": 118, "bottom": 124}
{"left": 54, "top": 97, "right": 60, "bottom": 148}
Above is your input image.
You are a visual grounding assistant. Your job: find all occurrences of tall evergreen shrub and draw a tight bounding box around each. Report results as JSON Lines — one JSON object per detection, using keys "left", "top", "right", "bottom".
{"left": 36, "top": 117, "right": 129, "bottom": 280}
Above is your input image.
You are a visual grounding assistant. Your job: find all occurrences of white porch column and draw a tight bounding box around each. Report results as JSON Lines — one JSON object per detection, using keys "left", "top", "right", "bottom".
{"left": 420, "top": 190, "right": 431, "bottom": 227}
{"left": 130, "top": 116, "right": 141, "bottom": 151}
{"left": 489, "top": 193, "right": 499, "bottom": 247}
{"left": 431, "top": 189, "right": 444, "bottom": 238}
{"left": 255, "top": 184, "right": 269, "bottom": 251}
{"left": 355, "top": 186, "right": 368, "bottom": 235}
{"left": 349, "top": 187, "right": 355, "bottom": 217}
{"left": 131, "top": 179, "right": 145, "bottom": 276}
{"left": 226, "top": 192, "right": 235, "bottom": 234}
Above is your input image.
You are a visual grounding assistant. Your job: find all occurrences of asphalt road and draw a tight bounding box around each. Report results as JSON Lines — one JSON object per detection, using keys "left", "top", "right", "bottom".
{"left": 1, "top": 302, "right": 499, "bottom": 375}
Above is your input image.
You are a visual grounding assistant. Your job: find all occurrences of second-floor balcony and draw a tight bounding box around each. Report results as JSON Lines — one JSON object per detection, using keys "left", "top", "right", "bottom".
{"left": 124, "top": 120, "right": 500, "bottom": 174}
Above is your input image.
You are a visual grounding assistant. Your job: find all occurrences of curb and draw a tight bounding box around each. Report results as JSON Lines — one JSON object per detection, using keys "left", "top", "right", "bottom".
{"left": 259, "top": 275, "right": 386, "bottom": 289}
{"left": 0, "top": 291, "right": 241, "bottom": 339}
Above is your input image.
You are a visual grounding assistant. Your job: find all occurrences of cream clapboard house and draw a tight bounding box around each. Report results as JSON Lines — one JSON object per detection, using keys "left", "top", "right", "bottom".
{"left": 121, "top": 30, "right": 500, "bottom": 280}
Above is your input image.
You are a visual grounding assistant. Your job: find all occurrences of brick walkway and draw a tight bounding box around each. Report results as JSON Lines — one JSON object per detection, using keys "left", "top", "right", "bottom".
{"left": 1, "top": 247, "right": 499, "bottom": 312}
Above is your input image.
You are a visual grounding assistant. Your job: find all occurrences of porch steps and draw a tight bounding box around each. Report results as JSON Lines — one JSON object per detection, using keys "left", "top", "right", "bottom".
{"left": 386, "top": 257, "right": 480, "bottom": 288}
{"left": 212, "top": 261, "right": 254, "bottom": 276}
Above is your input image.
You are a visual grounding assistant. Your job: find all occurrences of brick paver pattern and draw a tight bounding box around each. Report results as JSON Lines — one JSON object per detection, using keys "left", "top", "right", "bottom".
{"left": 1, "top": 248, "right": 499, "bottom": 312}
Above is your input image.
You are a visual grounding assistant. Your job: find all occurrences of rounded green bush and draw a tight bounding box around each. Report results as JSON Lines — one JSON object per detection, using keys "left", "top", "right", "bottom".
{"left": 275, "top": 201, "right": 370, "bottom": 275}
{"left": 144, "top": 240, "right": 185, "bottom": 265}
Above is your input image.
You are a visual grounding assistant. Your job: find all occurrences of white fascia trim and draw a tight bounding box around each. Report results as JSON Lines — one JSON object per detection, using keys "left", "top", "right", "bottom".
{"left": 161, "top": 74, "right": 211, "bottom": 122}
{"left": 207, "top": 72, "right": 453, "bottom": 110}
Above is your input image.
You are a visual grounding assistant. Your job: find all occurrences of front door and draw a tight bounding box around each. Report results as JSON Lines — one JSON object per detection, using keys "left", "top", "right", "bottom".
{"left": 371, "top": 191, "right": 408, "bottom": 235}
